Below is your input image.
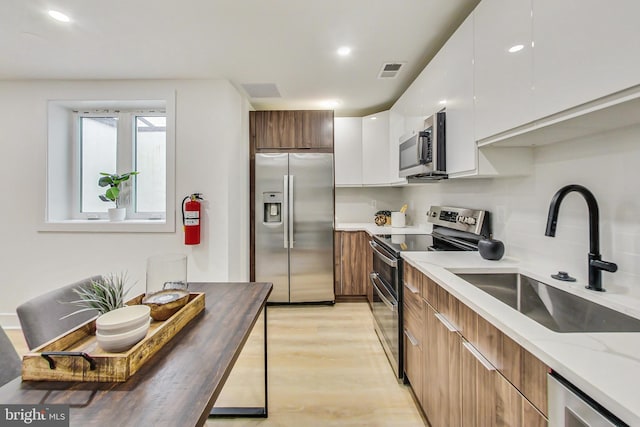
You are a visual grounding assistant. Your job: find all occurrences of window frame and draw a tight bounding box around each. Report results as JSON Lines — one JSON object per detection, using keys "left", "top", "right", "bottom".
{"left": 72, "top": 109, "right": 167, "bottom": 221}
{"left": 42, "top": 94, "right": 176, "bottom": 233}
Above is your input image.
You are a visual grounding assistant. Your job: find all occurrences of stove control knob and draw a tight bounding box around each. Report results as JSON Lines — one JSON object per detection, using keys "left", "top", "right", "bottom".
{"left": 456, "top": 215, "right": 465, "bottom": 223}
{"left": 464, "top": 217, "right": 477, "bottom": 225}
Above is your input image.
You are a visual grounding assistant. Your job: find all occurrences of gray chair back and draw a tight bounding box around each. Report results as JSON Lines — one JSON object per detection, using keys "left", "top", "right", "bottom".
{"left": 16, "top": 276, "right": 102, "bottom": 350}
{"left": 0, "top": 327, "right": 21, "bottom": 387}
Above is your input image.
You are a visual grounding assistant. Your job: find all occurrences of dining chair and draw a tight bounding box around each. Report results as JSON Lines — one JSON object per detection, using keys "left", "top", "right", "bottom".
{"left": 0, "top": 327, "right": 21, "bottom": 387}
{"left": 16, "top": 276, "right": 102, "bottom": 350}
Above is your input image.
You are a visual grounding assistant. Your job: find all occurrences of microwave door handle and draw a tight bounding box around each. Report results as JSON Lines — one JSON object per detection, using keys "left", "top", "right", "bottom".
{"left": 416, "top": 134, "right": 423, "bottom": 164}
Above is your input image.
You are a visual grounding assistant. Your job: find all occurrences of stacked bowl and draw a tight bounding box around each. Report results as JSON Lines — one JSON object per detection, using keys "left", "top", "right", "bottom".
{"left": 96, "top": 305, "right": 151, "bottom": 352}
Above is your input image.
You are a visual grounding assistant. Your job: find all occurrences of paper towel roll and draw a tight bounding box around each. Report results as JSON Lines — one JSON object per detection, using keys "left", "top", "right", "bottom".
{"left": 391, "top": 212, "right": 406, "bottom": 228}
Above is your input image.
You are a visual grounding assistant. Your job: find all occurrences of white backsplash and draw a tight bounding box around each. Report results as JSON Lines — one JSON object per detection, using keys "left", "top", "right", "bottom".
{"left": 335, "top": 187, "right": 405, "bottom": 224}
{"left": 399, "top": 123, "right": 640, "bottom": 297}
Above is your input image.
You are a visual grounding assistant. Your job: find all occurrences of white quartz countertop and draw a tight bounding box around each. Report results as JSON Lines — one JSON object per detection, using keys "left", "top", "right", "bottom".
{"left": 334, "top": 222, "right": 430, "bottom": 235}
{"left": 401, "top": 251, "right": 640, "bottom": 426}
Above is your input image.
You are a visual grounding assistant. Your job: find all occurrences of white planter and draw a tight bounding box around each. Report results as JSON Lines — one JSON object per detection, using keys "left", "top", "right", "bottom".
{"left": 108, "top": 207, "right": 126, "bottom": 222}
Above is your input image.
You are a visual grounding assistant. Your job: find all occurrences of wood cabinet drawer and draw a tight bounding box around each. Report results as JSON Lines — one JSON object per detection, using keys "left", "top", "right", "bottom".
{"left": 404, "top": 298, "right": 423, "bottom": 404}
{"left": 421, "top": 275, "right": 439, "bottom": 309}
{"left": 404, "top": 322, "right": 423, "bottom": 403}
{"left": 403, "top": 263, "right": 422, "bottom": 297}
{"left": 403, "top": 301, "right": 423, "bottom": 346}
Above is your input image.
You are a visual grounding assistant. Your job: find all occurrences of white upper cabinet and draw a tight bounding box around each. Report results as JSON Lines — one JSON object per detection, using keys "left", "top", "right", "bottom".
{"left": 533, "top": 0, "right": 640, "bottom": 119}
{"left": 334, "top": 111, "right": 404, "bottom": 187}
{"left": 387, "top": 110, "right": 407, "bottom": 185}
{"left": 334, "top": 117, "right": 363, "bottom": 186}
{"left": 362, "top": 111, "right": 391, "bottom": 185}
{"left": 442, "top": 13, "right": 475, "bottom": 176}
{"left": 474, "top": 0, "right": 534, "bottom": 141}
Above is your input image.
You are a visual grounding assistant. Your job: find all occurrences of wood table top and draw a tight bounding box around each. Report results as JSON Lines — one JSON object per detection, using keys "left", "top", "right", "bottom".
{"left": 0, "top": 282, "right": 272, "bottom": 427}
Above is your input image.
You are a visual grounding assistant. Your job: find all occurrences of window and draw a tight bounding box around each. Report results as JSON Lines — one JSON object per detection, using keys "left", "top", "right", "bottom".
{"left": 45, "top": 96, "right": 175, "bottom": 232}
{"left": 75, "top": 110, "right": 166, "bottom": 220}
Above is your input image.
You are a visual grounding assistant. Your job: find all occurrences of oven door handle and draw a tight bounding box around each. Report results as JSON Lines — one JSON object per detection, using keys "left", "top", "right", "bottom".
{"left": 370, "top": 273, "right": 397, "bottom": 312}
{"left": 369, "top": 241, "right": 398, "bottom": 268}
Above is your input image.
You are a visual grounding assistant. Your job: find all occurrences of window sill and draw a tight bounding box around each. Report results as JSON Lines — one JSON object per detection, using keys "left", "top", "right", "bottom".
{"left": 38, "top": 219, "right": 174, "bottom": 233}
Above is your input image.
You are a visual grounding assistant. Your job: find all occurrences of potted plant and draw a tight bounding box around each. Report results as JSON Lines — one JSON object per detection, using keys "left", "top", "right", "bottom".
{"left": 63, "top": 273, "right": 134, "bottom": 318}
{"left": 63, "top": 273, "right": 150, "bottom": 353}
{"left": 98, "top": 171, "right": 139, "bottom": 221}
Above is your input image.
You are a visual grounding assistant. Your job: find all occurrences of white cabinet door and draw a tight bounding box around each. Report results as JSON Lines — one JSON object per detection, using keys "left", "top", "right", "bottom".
{"left": 388, "top": 110, "right": 406, "bottom": 185}
{"left": 362, "top": 111, "right": 390, "bottom": 185}
{"left": 334, "top": 117, "right": 363, "bottom": 186}
{"left": 533, "top": 0, "right": 640, "bottom": 119}
{"left": 443, "top": 13, "right": 475, "bottom": 175}
{"left": 474, "top": 0, "right": 534, "bottom": 141}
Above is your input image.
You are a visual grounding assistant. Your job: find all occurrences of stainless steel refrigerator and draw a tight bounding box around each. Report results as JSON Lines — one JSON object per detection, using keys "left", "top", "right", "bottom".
{"left": 254, "top": 153, "right": 334, "bottom": 303}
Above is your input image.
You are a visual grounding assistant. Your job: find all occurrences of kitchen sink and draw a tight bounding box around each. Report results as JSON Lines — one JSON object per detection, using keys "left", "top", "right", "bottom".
{"left": 455, "top": 273, "right": 640, "bottom": 333}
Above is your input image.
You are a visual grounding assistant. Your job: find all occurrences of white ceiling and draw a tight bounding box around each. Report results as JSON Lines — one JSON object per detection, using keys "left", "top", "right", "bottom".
{"left": 0, "top": 0, "right": 479, "bottom": 116}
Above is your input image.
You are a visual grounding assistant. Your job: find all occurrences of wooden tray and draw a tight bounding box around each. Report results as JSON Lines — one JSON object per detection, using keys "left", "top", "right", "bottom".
{"left": 21, "top": 292, "right": 205, "bottom": 382}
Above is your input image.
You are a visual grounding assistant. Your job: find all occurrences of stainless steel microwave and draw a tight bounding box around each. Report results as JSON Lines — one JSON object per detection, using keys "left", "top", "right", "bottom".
{"left": 398, "top": 111, "right": 446, "bottom": 180}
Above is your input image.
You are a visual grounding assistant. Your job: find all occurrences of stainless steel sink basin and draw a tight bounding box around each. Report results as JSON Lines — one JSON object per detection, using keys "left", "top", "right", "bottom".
{"left": 455, "top": 273, "right": 640, "bottom": 333}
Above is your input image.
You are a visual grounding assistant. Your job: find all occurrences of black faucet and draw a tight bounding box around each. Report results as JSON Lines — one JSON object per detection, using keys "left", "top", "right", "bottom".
{"left": 545, "top": 184, "right": 617, "bottom": 292}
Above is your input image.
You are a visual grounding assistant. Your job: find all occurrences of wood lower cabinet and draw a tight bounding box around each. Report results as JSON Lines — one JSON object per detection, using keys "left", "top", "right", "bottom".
{"left": 423, "top": 303, "right": 461, "bottom": 427}
{"left": 252, "top": 110, "right": 333, "bottom": 151}
{"left": 334, "top": 231, "right": 367, "bottom": 297}
{"left": 366, "top": 235, "right": 373, "bottom": 306}
{"left": 461, "top": 340, "right": 547, "bottom": 427}
{"left": 407, "top": 270, "right": 549, "bottom": 426}
{"left": 403, "top": 263, "right": 424, "bottom": 402}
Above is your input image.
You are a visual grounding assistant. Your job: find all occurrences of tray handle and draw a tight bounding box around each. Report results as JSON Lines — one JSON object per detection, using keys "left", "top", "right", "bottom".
{"left": 41, "top": 352, "right": 97, "bottom": 371}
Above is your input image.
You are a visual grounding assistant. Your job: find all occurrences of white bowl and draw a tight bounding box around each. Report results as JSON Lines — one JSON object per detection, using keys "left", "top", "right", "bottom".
{"left": 96, "top": 319, "right": 150, "bottom": 352}
{"left": 96, "top": 305, "right": 151, "bottom": 334}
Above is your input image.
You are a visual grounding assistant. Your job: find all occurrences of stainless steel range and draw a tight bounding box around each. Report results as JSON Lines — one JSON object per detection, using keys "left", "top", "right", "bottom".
{"left": 369, "top": 205, "right": 491, "bottom": 379}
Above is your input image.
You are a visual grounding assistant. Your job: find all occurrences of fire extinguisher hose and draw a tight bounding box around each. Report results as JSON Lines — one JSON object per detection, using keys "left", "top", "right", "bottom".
{"left": 181, "top": 195, "right": 190, "bottom": 229}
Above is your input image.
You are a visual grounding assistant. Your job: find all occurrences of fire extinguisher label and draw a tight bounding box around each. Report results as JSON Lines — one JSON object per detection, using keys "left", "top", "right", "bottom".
{"left": 185, "top": 219, "right": 199, "bottom": 226}
{"left": 185, "top": 211, "right": 199, "bottom": 219}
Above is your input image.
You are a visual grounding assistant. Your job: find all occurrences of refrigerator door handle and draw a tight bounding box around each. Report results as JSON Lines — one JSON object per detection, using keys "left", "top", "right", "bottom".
{"left": 289, "top": 175, "right": 294, "bottom": 248}
{"left": 283, "top": 175, "right": 289, "bottom": 249}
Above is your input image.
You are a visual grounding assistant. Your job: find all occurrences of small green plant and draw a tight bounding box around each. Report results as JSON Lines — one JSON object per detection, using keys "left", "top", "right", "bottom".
{"left": 62, "top": 273, "right": 134, "bottom": 318}
{"left": 98, "top": 171, "right": 139, "bottom": 208}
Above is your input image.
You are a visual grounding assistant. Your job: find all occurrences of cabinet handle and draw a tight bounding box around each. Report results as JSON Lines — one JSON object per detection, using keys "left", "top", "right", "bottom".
{"left": 463, "top": 341, "right": 496, "bottom": 371}
{"left": 434, "top": 313, "right": 458, "bottom": 333}
{"left": 404, "top": 329, "right": 419, "bottom": 347}
{"left": 404, "top": 282, "right": 419, "bottom": 294}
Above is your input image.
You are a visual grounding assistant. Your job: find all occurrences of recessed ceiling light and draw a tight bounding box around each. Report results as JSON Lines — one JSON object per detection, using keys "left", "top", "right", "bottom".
{"left": 321, "top": 100, "right": 341, "bottom": 108}
{"left": 337, "top": 46, "right": 351, "bottom": 56}
{"left": 508, "top": 44, "right": 524, "bottom": 53}
{"left": 48, "top": 10, "right": 71, "bottom": 23}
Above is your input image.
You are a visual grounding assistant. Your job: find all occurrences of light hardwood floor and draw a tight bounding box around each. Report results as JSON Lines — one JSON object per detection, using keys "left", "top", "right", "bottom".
{"left": 6, "top": 303, "right": 426, "bottom": 427}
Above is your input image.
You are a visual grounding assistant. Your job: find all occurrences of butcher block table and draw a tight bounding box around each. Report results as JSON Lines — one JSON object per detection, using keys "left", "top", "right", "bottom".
{"left": 0, "top": 282, "right": 272, "bottom": 427}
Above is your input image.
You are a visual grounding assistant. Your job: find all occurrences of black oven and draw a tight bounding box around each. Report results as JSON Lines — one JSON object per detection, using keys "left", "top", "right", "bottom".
{"left": 369, "top": 205, "right": 491, "bottom": 380}
{"left": 369, "top": 240, "right": 402, "bottom": 377}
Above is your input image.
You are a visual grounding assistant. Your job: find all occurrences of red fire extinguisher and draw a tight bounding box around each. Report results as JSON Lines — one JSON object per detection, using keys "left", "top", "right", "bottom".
{"left": 182, "top": 193, "right": 203, "bottom": 245}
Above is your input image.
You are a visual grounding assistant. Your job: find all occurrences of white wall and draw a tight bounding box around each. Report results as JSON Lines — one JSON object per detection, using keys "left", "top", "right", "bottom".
{"left": 401, "top": 124, "right": 640, "bottom": 297}
{"left": 0, "top": 79, "right": 251, "bottom": 327}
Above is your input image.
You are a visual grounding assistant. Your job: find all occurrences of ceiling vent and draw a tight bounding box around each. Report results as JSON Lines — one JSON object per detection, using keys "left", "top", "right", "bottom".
{"left": 241, "top": 83, "right": 281, "bottom": 98}
{"left": 378, "top": 62, "right": 406, "bottom": 79}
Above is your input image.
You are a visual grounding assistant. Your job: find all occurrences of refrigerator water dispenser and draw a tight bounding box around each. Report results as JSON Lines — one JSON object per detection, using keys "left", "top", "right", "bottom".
{"left": 263, "top": 192, "right": 282, "bottom": 224}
